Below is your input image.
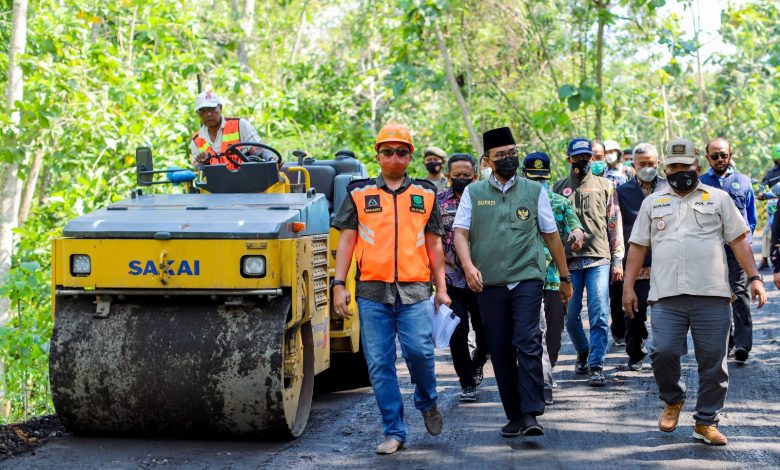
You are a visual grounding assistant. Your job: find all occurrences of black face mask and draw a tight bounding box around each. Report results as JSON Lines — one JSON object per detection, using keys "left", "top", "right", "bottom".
{"left": 571, "top": 159, "right": 590, "bottom": 176}
{"left": 425, "top": 161, "right": 443, "bottom": 174}
{"left": 450, "top": 177, "right": 472, "bottom": 194}
{"left": 493, "top": 156, "right": 519, "bottom": 180}
{"left": 667, "top": 170, "right": 699, "bottom": 192}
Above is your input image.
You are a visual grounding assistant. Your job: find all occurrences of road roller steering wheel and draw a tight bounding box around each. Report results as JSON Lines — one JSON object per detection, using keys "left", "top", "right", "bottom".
{"left": 224, "top": 142, "right": 284, "bottom": 165}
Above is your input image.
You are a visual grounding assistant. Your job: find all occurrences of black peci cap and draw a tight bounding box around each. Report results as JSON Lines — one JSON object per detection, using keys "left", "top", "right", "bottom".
{"left": 483, "top": 127, "right": 516, "bottom": 153}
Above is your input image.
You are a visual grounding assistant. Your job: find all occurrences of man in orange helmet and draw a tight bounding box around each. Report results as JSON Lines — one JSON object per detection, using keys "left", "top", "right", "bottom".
{"left": 331, "top": 122, "right": 450, "bottom": 455}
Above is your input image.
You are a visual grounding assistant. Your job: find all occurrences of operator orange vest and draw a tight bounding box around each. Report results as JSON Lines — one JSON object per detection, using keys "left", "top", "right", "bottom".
{"left": 348, "top": 178, "right": 437, "bottom": 283}
{"left": 192, "top": 117, "right": 242, "bottom": 170}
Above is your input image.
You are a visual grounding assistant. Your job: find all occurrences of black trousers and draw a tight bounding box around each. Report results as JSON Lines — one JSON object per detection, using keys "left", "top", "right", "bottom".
{"left": 543, "top": 289, "right": 566, "bottom": 368}
{"left": 477, "top": 280, "right": 545, "bottom": 420}
{"left": 610, "top": 280, "right": 626, "bottom": 340}
{"left": 447, "top": 284, "right": 487, "bottom": 387}
{"left": 726, "top": 248, "right": 752, "bottom": 350}
{"left": 625, "top": 280, "right": 650, "bottom": 363}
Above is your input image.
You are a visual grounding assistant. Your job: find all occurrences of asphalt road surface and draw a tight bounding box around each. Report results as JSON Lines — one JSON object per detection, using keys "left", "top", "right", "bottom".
{"left": 6, "top": 272, "right": 780, "bottom": 469}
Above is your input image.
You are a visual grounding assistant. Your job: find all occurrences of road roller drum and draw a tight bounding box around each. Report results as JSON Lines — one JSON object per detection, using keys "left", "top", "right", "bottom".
{"left": 50, "top": 294, "right": 313, "bottom": 438}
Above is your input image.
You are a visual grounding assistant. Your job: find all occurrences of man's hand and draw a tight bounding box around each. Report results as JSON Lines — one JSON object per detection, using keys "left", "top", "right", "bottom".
{"left": 774, "top": 272, "right": 780, "bottom": 289}
{"left": 464, "top": 264, "right": 484, "bottom": 293}
{"left": 192, "top": 152, "right": 209, "bottom": 167}
{"left": 559, "top": 281, "right": 573, "bottom": 306}
{"left": 751, "top": 279, "right": 768, "bottom": 309}
{"left": 622, "top": 285, "right": 638, "bottom": 320}
{"left": 333, "top": 285, "right": 352, "bottom": 318}
{"left": 757, "top": 192, "right": 766, "bottom": 201}
{"left": 434, "top": 290, "right": 452, "bottom": 312}
{"left": 568, "top": 228, "right": 585, "bottom": 252}
{"left": 611, "top": 266, "right": 624, "bottom": 283}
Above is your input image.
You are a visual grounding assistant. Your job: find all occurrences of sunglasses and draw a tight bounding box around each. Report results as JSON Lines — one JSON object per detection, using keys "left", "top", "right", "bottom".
{"left": 709, "top": 152, "right": 729, "bottom": 160}
{"left": 378, "top": 148, "right": 411, "bottom": 157}
{"left": 488, "top": 150, "right": 519, "bottom": 161}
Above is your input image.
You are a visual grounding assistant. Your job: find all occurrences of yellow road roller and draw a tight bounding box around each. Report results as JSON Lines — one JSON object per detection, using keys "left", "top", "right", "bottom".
{"left": 49, "top": 143, "right": 368, "bottom": 438}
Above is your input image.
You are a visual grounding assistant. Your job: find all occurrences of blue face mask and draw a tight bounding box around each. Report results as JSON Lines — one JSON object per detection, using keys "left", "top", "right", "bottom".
{"left": 591, "top": 160, "right": 607, "bottom": 176}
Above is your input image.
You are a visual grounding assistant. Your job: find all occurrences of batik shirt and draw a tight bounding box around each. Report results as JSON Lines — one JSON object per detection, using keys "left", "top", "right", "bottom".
{"left": 437, "top": 188, "right": 467, "bottom": 289}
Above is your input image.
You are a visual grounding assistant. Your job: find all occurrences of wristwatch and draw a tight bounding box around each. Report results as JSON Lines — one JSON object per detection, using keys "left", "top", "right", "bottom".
{"left": 560, "top": 274, "right": 572, "bottom": 283}
{"left": 748, "top": 275, "right": 762, "bottom": 283}
{"left": 330, "top": 279, "right": 346, "bottom": 290}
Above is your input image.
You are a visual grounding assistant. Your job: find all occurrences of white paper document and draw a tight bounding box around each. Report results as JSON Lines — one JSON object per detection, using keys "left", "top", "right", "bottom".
{"left": 429, "top": 296, "right": 461, "bottom": 349}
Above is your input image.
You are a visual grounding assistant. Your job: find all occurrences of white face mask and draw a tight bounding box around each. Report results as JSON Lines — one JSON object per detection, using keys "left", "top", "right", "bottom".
{"left": 637, "top": 166, "right": 658, "bottom": 182}
{"left": 606, "top": 152, "right": 620, "bottom": 164}
{"left": 481, "top": 167, "right": 493, "bottom": 180}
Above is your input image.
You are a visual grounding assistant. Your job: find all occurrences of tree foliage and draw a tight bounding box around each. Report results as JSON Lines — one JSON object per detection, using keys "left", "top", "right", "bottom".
{"left": 0, "top": 0, "right": 778, "bottom": 421}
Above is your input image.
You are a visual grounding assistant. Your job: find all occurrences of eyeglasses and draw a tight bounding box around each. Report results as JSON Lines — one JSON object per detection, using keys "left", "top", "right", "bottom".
{"left": 378, "top": 148, "right": 411, "bottom": 158}
{"left": 708, "top": 152, "right": 729, "bottom": 160}
{"left": 488, "top": 149, "right": 518, "bottom": 161}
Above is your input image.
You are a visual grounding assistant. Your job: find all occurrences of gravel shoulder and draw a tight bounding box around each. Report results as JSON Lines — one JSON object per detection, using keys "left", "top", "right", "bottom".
{"left": 4, "top": 268, "right": 780, "bottom": 469}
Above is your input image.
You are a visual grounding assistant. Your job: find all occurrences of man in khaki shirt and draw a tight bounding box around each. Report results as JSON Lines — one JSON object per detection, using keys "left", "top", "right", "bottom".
{"left": 623, "top": 138, "right": 766, "bottom": 447}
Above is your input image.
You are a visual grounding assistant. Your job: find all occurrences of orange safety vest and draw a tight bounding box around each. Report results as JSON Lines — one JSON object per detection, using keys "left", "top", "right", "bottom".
{"left": 349, "top": 178, "right": 437, "bottom": 283}
{"left": 192, "top": 117, "right": 243, "bottom": 170}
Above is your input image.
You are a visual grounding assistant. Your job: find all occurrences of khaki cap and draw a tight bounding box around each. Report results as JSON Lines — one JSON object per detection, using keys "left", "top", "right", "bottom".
{"left": 423, "top": 146, "right": 447, "bottom": 160}
{"left": 664, "top": 138, "right": 697, "bottom": 165}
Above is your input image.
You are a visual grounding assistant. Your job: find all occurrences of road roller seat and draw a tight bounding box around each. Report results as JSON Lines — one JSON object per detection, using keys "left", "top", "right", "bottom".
{"left": 281, "top": 164, "right": 336, "bottom": 212}
{"left": 303, "top": 151, "right": 368, "bottom": 216}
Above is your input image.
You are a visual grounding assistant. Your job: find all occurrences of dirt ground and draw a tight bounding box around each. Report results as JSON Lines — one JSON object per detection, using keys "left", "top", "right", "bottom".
{"left": 4, "top": 268, "right": 780, "bottom": 469}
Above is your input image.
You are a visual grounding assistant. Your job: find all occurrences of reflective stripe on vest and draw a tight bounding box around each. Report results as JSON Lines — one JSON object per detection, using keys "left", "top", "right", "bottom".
{"left": 192, "top": 118, "right": 242, "bottom": 170}
{"left": 350, "top": 181, "right": 435, "bottom": 283}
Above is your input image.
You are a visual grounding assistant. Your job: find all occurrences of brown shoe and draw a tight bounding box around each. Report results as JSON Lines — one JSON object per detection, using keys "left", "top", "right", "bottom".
{"left": 658, "top": 401, "right": 685, "bottom": 432}
{"left": 376, "top": 437, "right": 404, "bottom": 455}
{"left": 422, "top": 404, "right": 443, "bottom": 436}
{"left": 693, "top": 425, "right": 728, "bottom": 446}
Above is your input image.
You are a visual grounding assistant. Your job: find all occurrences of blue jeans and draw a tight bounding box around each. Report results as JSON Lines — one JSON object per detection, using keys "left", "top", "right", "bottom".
{"left": 357, "top": 296, "right": 437, "bottom": 443}
{"left": 565, "top": 264, "right": 610, "bottom": 369}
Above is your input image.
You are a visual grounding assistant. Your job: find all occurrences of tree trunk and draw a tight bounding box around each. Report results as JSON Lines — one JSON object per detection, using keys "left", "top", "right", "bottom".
{"left": 18, "top": 149, "right": 43, "bottom": 224}
{"left": 289, "top": 0, "right": 311, "bottom": 66}
{"left": 661, "top": 84, "right": 672, "bottom": 142}
{"left": 237, "top": 0, "right": 255, "bottom": 71}
{"left": 434, "top": 23, "right": 482, "bottom": 156}
{"left": 37, "top": 167, "right": 51, "bottom": 207}
{"left": 594, "top": 0, "right": 609, "bottom": 140}
{"left": 692, "top": 0, "right": 710, "bottom": 143}
{"left": 1, "top": 0, "right": 29, "bottom": 418}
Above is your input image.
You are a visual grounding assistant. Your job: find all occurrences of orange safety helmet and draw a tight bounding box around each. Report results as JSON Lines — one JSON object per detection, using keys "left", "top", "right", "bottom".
{"left": 375, "top": 122, "right": 415, "bottom": 154}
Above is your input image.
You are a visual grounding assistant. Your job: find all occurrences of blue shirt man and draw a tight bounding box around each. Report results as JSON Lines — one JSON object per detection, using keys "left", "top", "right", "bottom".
{"left": 699, "top": 137, "right": 755, "bottom": 362}
{"left": 699, "top": 167, "right": 756, "bottom": 242}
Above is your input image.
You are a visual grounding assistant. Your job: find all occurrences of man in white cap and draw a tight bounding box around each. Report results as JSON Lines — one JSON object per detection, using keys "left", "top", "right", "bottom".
{"left": 603, "top": 139, "right": 628, "bottom": 187}
{"left": 189, "top": 90, "right": 274, "bottom": 170}
{"left": 623, "top": 138, "right": 766, "bottom": 447}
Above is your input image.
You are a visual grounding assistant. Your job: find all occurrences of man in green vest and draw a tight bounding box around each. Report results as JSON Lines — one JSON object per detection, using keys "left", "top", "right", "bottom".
{"left": 453, "top": 127, "right": 572, "bottom": 437}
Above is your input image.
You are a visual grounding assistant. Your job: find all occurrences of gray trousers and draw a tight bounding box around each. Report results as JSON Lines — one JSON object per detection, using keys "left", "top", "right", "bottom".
{"left": 650, "top": 295, "right": 730, "bottom": 426}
